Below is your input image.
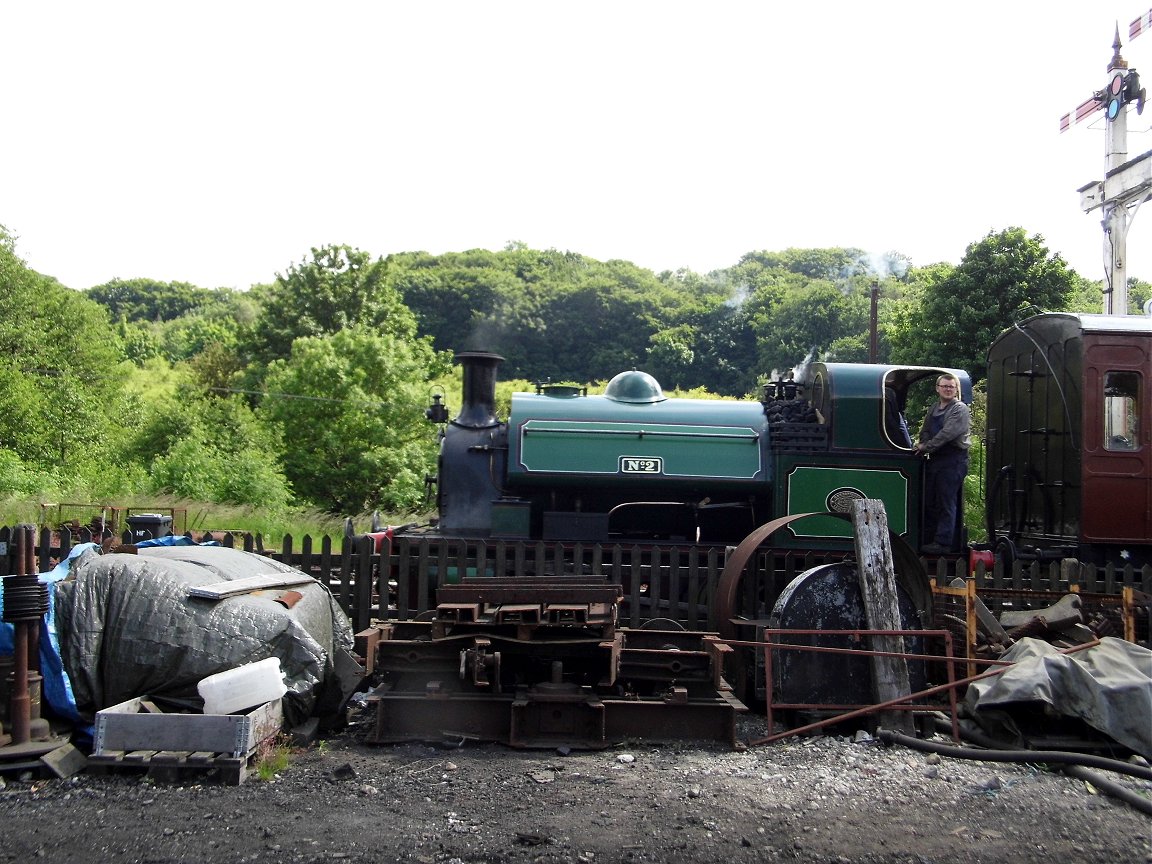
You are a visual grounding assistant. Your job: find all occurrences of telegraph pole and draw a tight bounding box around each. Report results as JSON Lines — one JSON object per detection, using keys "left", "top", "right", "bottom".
{"left": 868, "top": 281, "right": 879, "bottom": 362}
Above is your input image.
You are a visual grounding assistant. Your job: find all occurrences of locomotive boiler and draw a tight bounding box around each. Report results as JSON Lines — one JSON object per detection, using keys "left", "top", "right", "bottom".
{"left": 431, "top": 351, "right": 972, "bottom": 553}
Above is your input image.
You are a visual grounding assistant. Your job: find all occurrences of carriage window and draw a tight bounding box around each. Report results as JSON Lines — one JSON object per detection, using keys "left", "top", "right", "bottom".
{"left": 1104, "top": 371, "right": 1140, "bottom": 450}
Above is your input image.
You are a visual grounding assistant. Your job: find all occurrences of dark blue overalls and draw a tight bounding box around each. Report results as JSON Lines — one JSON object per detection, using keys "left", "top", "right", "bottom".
{"left": 922, "top": 409, "right": 968, "bottom": 549}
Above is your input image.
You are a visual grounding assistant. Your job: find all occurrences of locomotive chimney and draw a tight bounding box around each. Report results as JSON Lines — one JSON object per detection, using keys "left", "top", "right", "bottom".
{"left": 454, "top": 351, "right": 504, "bottom": 428}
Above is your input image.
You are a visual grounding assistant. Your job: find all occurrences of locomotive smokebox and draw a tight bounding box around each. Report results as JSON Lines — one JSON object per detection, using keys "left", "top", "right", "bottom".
{"left": 437, "top": 352, "right": 509, "bottom": 537}
{"left": 455, "top": 352, "right": 504, "bottom": 428}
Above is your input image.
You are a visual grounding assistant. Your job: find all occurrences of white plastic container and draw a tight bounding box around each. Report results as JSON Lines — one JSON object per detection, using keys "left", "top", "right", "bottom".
{"left": 197, "top": 657, "right": 287, "bottom": 715}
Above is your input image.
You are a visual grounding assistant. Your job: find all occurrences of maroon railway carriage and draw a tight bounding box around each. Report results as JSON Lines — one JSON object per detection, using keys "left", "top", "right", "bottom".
{"left": 986, "top": 311, "right": 1152, "bottom": 566}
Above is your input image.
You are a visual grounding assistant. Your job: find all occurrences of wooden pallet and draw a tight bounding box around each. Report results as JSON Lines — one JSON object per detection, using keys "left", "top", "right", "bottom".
{"left": 90, "top": 697, "right": 283, "bottom": 785}
{"left": 87, "top": 747, "right": 254, "bottom": 785}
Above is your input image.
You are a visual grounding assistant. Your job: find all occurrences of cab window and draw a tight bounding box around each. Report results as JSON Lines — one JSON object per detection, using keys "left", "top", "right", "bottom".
{"left": 882, "top": 376, "right": 913, "bottom": 449}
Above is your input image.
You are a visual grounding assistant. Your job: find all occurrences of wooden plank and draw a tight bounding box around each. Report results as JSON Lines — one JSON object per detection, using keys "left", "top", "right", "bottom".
{"left": 242, "top": 699, "right": 285, "bottom": 753}
{"left": 150, "top": 751, "right": 190, "bottom": 765}
{"left": 849, "top": 499, "right": 914, "bottom": 734}
{"left": 40, "top": 743, "right": 87, "bottom": 779}
{"left": 186, "top": 573, "right": 313, "bottom": 599}
{"left": 355, "top": 534, "right": 374, "bottom": 631}
{"left": 356, "top": 625, "right": 383, "bottom": 676}
{"left": 949, "top": 577, "right": 1009, "bottom": 644}
{"left": 91, "top": 747, "right": 255, "bottom": 784}
{"left": 213, "top": 756, "right": 247, "bottom": 786}
{"left": 97, "top": 712, "right": 247, "bottom": 754}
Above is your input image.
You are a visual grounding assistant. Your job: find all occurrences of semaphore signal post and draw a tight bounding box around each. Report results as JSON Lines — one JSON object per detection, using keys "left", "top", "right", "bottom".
{"left": 1065, "top": 19, "right": 1152, "bottom": 315}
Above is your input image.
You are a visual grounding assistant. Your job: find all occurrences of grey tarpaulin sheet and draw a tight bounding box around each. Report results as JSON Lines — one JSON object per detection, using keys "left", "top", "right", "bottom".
{"left": 54, "top": 545, "right": 358, "bottom": 727}
{"left": 964, "top": 636, "right": 1152, "bottom": 758}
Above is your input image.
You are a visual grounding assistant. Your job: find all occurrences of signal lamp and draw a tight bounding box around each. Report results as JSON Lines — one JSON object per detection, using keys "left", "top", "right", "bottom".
{"left": 1107, "top": 72, "right": 1125, "bottom": 120}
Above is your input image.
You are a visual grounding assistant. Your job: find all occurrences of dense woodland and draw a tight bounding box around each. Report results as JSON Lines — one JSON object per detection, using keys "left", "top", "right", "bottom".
{"left": 0, "top": 224, "right": 1145, "bottom": 531}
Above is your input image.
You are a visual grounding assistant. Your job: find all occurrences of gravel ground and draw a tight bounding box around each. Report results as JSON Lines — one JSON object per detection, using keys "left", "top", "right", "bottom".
{"left": 0, "top": 709, "right": 1149, "bottom": 864}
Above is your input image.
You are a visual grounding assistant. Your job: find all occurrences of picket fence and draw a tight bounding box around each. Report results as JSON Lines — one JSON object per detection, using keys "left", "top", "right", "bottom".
{"left": 1, "top": 523, "right": 1149, "bottom": 636}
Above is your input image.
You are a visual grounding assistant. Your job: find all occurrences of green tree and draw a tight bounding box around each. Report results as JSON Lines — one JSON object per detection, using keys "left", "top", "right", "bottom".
{"left": 752, "top": 280, "right": 868, "bottom": 375}
{"left": 258, "top": 326, "right": 450, "bottom": 513}
{"left": 686, "top": 295, "right": 759, "bottom": 396}
{"left": 1130, "top": 277, "right": 1152, "bottom": 312}
{"left": 116, "top": 319, "right": 162, "bottom": 365}
{"left": 187, "top": 341, "right": 246, "bottom": 395}
{"left": 0, "top": 227, "right": 129, "bottom": 486}
{"left": 731, "top": 247, "right": 870, "bottom": 282}
{"left": 646, "top": 325, "right": 697, "bottom": 390}
{"left": 392, "top": 246, "right": 699, "bottom": 385}
{"left": 710, "top": 247, "right": 897, "bottom": 392}
{"left": 889, "top": 228, "right": 1077, "bottom": 382}
{"left": 1064, "top": 273, "right": 1106, "bottom": 313}
{"left": 388, "top": 250, "right": 513, "bottom": 355}
{"left": 159, "top": 288, "right": 257, "bottom": 362}
{"left": 86, "top": 278, "right": 219, "bottom": 323}
{"left": 144, "top": 395, "right": 293, "bottom": 511}
{"left": 246, "top": 245, "right": 416, "bottom": 366}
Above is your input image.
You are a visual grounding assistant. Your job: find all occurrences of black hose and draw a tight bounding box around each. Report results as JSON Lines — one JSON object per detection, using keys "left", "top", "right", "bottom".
{"left": 876, "top": 726, "right": 1152, "bottom": 816}
{"left": 882, "top": 724, "right": 1152, "bottom": 781}
{"left": 1061, "top": 764, "right": 1152, "bottom": 816}
{"left": 931, "top": 719, "right": 1152, "bottom": 781}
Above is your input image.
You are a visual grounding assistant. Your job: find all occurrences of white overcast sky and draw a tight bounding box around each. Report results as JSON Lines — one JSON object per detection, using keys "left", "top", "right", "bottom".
{"left": 4, "top": 2, "right": 1152, "bottom": 292}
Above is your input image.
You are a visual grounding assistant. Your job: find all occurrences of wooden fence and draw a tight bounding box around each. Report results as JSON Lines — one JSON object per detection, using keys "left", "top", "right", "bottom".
{"left": 1, "top": 524, "right": 1150, "bottom": 635}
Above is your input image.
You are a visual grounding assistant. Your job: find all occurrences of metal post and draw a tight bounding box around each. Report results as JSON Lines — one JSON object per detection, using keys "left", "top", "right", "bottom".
{"left": 868, "top": 281, "right": 879, "bottom": 363}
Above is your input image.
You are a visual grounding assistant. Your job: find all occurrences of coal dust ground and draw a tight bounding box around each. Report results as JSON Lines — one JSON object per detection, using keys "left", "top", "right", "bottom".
{"left": 0, "top": 709, "right": 1149, "bottom": 864}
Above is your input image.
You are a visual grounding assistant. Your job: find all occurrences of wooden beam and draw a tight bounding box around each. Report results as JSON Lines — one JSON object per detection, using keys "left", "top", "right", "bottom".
{"left": 850, "top": 499, "right": 915, "bottom": 734}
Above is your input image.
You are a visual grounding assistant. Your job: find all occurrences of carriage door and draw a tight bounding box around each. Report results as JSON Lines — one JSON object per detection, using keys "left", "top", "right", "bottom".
{"left": 1082, "top": 343, "right": 1152, "bottom": 543}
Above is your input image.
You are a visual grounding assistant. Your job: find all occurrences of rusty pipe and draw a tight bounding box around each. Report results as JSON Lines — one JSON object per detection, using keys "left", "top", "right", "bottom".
{"left": 7, "top": 528, "right": 31, "bottom": 744}
{"left": 23, "top": 526, "right": 42, "bottom": 674}
{"left": 21, "top": 524, "right": 35, "bottom": 580}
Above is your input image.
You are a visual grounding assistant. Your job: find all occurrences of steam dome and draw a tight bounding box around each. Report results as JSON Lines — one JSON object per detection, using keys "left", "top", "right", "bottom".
{"left": 603, "top": 370, "right": 666, "bottom": 404}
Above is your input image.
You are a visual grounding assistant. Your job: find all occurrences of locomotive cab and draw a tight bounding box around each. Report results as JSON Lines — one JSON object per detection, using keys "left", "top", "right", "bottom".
{"left": 778, "top": 363, "right": 971, "bottom": 551}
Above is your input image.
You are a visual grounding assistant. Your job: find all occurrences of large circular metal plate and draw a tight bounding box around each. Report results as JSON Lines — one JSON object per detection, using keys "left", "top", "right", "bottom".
{"left": 769, "top": 562, "right": 927, "bottom": 708}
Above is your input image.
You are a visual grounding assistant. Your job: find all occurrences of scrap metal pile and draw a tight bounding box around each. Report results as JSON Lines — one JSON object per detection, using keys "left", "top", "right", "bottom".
{"left": 360, "top": 576, "right": 745, "bottom": 748}
{"left": 950, "top": 579, "right": 1149, "bottom": 661}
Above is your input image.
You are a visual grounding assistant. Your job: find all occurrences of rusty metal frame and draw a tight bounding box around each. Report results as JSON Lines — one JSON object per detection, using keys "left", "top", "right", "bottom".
{"left": 737, "top": 637, "right": 1101, "bottom": 747}
{"left": 931, "top": 579, "right": 980, "bottom": 676}
{"left": 762, "top": 627, "right": 959, "bottom": 742}
{"left": 365, "top": 615, "right": 747, "bottom": 748}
